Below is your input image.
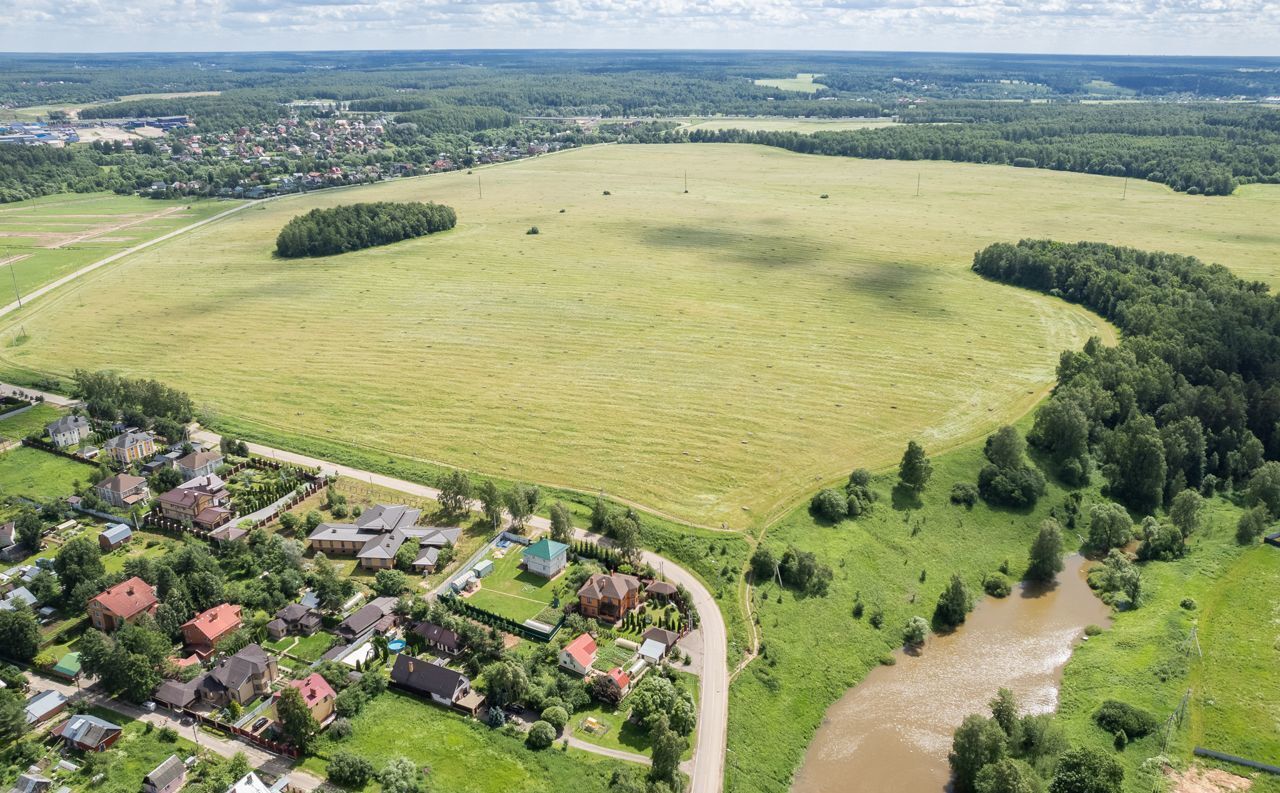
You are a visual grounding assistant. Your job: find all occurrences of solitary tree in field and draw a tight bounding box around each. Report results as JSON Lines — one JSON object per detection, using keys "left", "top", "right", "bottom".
{"left": 1168, "top": 489, "right": 1203, "bottom": 538}
{"left": 899, "top": 441, "right": 933, "bottom": 493}
{"left": 1025, "top": 519, "right": 1065, "bottom": 583}
{"left": 903, "top": 616, "right": 928, "bottom": 647}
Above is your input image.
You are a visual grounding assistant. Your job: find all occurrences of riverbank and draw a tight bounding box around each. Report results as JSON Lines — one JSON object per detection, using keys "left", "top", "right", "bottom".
{"left": 726, "top": 420, "right": 1094, "bottom": 793}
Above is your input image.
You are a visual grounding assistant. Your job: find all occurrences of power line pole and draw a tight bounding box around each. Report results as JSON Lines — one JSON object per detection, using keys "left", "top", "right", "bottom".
{"left": 683, "top": 170, "right": 688, "bottom": 193}
{"left": 1122, "top": 177, "right": 1128, "bottom": 200}
{"left": 478, "top": 175, "right": 482, "bottom": 199}
{"left": 7, "top": 258, "right": 20, "bottom": 308}
{"left": 915, "top": 173, "right": 921, "bottom": 198}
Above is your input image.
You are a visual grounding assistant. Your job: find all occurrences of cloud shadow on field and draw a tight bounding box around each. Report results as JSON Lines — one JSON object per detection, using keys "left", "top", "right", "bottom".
{"left": 634, "top": 224, "right": 825, "bottom": 269}
{"left": 841, "top": 261, "right": 939, "bottom": 307}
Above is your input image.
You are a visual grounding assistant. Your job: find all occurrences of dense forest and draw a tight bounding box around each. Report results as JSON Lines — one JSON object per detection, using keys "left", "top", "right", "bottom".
{"left": 972, "top": 239, "right": 1280, "bottom": 513}
{"left": 0, "top": 146, "right": 110, "bottom": 202}
{"left": 673, "top": 103, "right": 1280, "bottom": 195}
{"left": 275, "top": 201, "right": 456, "bottom": 258}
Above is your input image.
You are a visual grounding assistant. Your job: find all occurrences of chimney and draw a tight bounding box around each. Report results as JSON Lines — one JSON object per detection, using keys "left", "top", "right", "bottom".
{"left": 407, "top": 660, "right": 414, "bottom": 673}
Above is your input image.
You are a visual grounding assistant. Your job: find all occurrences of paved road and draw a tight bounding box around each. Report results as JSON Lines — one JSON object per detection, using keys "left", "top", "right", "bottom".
{"left": 189, "top": 427, "right": 730, "bottom": 793}
{"left": 0, "top": 200, "right": 254, "bottom": 321}
{"left": 0, "top": 383, "right": 80, "bottom": 407}
{"left": 23, "top": 672, "right": 326, "bottom": 790}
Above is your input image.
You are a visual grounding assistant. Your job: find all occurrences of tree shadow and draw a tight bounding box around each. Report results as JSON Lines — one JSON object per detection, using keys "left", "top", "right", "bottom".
{"left": 891, "top": 483, "right": 922, "bottom": 511}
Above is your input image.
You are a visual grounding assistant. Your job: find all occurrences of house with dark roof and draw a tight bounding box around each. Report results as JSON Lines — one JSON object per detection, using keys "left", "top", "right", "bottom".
{"left": 578, "top": 572, "right": 641, "bottom": 622}
{"left": 46, "top": 415, "right": 90, "bottom": 449}
{"left": 522, "top": 538, "right": 568, "bottom": 579}
{"left": 645, "top": 581, "right": 678, "bottom": 601}
{"left": 88, "top": 576, "right": 157, "bottom": 632}
{"left": 156, "top": 476, "right": 232, "bottom": 531}
{"left": 104, "top": 430, "right": 156, "bottom": 465}
{"left": 53, "top": 714, "right": 122, "bottom": 752}
{"left": 94, "top": 474, "right": 150, "bottom": 509}
{"left": 266, "top": 602, "right": 322, "bottom": 641}
{"left": 389, "top": 655, "right": 474, "bottom": 710}
{"left": 9, "top": 773, "right": 52, "bottom": 793}
{"left": 181, "top": 603, "right": 242, "bottom": 657}
{"left": 335, "top": 597, "right": 397, "bottom": 643}
{"left": 558, "top": 633, "right": 597, "bottom": 676}
{"left": 197, "top": 644, "right": 276, "bottom": 706}
{"left": 307, "top": 505, "right": 460, "bottom": 571}
{"left": 142, "top": 755, "right": 187, "bottom": 793}
{"left": 411, "top": 621, "right": 461, "bottom": 656}
{"left": 641, "top": 626, "right": 678, "bottom": 651}
{"left": 176, "top": 450, "right": 223, "bottom": 480}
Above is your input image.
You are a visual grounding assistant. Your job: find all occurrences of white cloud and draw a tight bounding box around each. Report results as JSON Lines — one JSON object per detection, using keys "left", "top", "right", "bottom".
{"left": 0, "top": 0, "right": 1276, "bottom": 53}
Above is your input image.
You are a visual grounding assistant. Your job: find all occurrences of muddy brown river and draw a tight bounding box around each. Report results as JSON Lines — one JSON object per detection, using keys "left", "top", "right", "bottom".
{"left": 792, "top": 555, "right": 1109, "bottom": 793}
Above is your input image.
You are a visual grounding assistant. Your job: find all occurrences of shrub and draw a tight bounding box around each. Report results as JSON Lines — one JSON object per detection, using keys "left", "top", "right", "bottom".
{"left": 329, "top": 718, "right": 353, "bottom": 741}
{"left": 541, "top": 705, "right": 568, "bottom": 732}
{"left": 526, "top": 720, "right": 556, "bottom": 750}
{"left": 950, "top": 482, "right": 979, "bottom": 507}
{"left": 1093, "top": 700, "right": 1159, "bottom": 738}
{"left": 157, "top": 726, "right": 178, "bottom": 742}
{"left": 977, "top": 463, "right": 1046, "bottom": 508}
{"left": 1084, "top": 624, "right": 1103, "bottom": 637}
{"left": 903, "top": 616, "right": 928, "bottom": 646}
{"left": 983, "top": 572, "right": 1012, "bottom": 598}
{"left": 810, "top": 488, "right": 848, "bottom": 522}
{"left": 527, "top": 226, "right": 540, "bottom": 235}
{"left": 1180, "top": 598, "right": 1196, "bottom": 611}
{"left": 327, "top": 751, "right": 374, "bottom": 788}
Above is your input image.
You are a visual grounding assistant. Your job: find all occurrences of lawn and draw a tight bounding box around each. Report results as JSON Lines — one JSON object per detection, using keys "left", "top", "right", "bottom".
{"left": 591, "top": 639, "right": 636, "bottom": 672}
{"left": 0, "top": 191, "right": 235, "bottom": 299}
{"left": 464, "top": 550, "right": 572, "bottom": 624}
{"left": 752, "top": 73, "right": 828, "bottom": 93}
{"left": 281, "top": 630, "right": 336, "bottom": 662}
{"left": 573, "top": 670, "right": 699, "bottom": 760}
{"left": 0, "top": 444, "right": 96, "bottom": 500}
{"left": 300, "top": 689, "right": 625, "bottom": 793}
{"left": 0, "top": 402, "right": 65, "bottom": 440}
{"left": 66, "top": 706, "right": 198, "bottom": 793}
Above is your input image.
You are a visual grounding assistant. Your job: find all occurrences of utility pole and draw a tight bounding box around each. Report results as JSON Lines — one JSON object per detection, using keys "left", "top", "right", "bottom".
{"left": 7, "top": 257, "right": 19, "bottom": 308}
{"left": 478, "top": 175, "right": 482, "bottom": 199}
{"left": 1122, "top": 177, "right": 1128, "bottom": 200}
{"left": 683, "top": 170, "right": 688, "bottom": 193}
{"left": 915, "top": 173, "right": 921, "bottom": 198}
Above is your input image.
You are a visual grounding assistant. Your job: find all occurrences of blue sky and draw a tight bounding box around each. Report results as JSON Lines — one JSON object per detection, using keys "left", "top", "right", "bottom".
{"left": 1, "top": 0, "right": 1276, "bottom": 55}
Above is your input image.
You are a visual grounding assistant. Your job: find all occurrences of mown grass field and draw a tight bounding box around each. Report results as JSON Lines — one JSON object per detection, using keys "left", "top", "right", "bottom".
{"left": 0, "top": 444, "right": 96, "bottom": 500}
{"left": 0, "top": 191, "right": 233, "bottom": 299}
{"left": 0, "top": 401, "right": 64, "bottom": 439}
{"left": 299, "top": 689, "right": 624, "bottom": 793}
{"left": 465, "top": 549, "right": 568, "bottom": 623}
{"left": 4, "top": 145, "right": 1280, "bottom": 527}
{"left": 753, "top": 73, "right": 828, "bottom": 93}
{"left": 680, "top": 117, "right": 895, "bottom": 134}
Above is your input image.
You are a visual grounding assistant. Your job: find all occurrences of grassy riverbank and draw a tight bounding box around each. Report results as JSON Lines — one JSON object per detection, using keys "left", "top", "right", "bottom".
{"left": 1056, "top": 505, "right": 1280, "bottom": 792}
{"left": 725, "top": 423, "right": 1095, "bottom": 793}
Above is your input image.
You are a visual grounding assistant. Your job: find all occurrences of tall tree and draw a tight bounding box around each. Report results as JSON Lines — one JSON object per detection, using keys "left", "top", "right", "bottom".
{"left": 54, "top": 536, "right": 105, "bottom": 605}
{"left": 1049, "top": 747, "right": 1124, "bottom": 793}
{"left": 14, "top": 511, "right": 42, "bottom": 552}
{"left": 899, "top": 440, "right": 933, "bottom": 493}
{"left": 276, "top": 686, "right": 319, "bottom": 751}
{"left": 478, "top": 480, "right": 504, "bottom": 530}
{"left": 0, "top": 607, "right": 40, "bottom": 662}
{"left": 648, "top": 714, "right": 686, "bottom": 789}
{"left": 935, "top": 574, "right": 971, "bottom": 629}
{"left": 948, "top": 715, "right": 1007, "bottom": 793}
{"left": 549, "top": 502, "right": 574, "bottom": 544}
{"left": 1025, "top": 519, "right": 1065, "bottom": 583}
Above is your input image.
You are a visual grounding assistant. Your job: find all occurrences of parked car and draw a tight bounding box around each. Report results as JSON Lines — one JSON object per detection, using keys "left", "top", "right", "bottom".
{"left": 252, "top": 717, "right": 269, "bottom": 732}
{"left": 143, "top": 701, "right": 156, "bottom": 712}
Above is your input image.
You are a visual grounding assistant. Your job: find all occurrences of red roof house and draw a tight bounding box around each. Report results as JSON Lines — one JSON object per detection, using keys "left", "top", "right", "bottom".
{"left": 283, "top": 673, "right": 337, "bottom": 724}
{"left": 88, "top": 576, "right": 158, "bottom": 632}
{"left": 607, "top": 667, "right": 631, "bottom": 694}
{"left": 558, "top": 633, "right": 597, "bottom": 677}
{"left": 181, "top": 604, "right": 242, "bottom": 657}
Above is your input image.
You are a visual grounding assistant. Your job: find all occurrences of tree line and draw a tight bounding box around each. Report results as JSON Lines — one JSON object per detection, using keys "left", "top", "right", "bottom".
{"left": 275, "top": 201, "right": 456, "bottom": 258}
{"left": 973, "top": 239, "right": 1280, "bottom": 523}
{"left": 669, "top": 103, "right": 1280, "bottom": 195}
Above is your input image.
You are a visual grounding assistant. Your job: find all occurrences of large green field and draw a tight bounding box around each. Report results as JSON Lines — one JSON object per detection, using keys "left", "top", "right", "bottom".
{"left": 0, "top": 444, "right": 96, "bottom": 500}
{"left": 753, "top": 73, "right": 828, "bottom": 93}
{"left": 3, "top": 145, "right": 1280, "bottom": 527}
{"left": 0, "top": 191, "right": 235, "bottom": 299}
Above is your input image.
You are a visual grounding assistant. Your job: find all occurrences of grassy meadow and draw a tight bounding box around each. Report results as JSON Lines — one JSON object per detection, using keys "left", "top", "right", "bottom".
{"left": 0, "top": 191, "right": 233, "bottom": 299}
{"left": 3, "top": 145, "right": 1280, "bottom": 527}
{"left": 0, "top": 401, "right": 64, "bottom": 439}
{"left": 0, "top": 444, "right": 96, "bottom": 500}
{"left": 753, "top": 74, "right": 828, "bottom": 93}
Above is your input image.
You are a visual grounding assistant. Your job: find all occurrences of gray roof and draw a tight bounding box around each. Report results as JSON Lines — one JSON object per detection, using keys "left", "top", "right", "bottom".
{"left": 58, "top": 713, "right": 121, "bottom": 747}
{"left": 337, "top": 597, "right": 395, "bottom": 638}
{"left": 10, "top": 774, "right": 52, "bottom": 793}
{"left": 154, "top": 679, "right": 199, "bottom": 708}
{"left": 1, "top": 586, "right": 36, "bottom": 611}
{"left": 46, "top": 415, "right": 89, "bottom": 436}
{"left": 390, "top": 654, "right": 467, "bottom": 700}
{"left": 356, "top": 505, "right": 420, "bottom": 532}
{"left": 105, "top": 431, "right": 153, "bottom": 450}
{"left": 413, "top": 547, "right": 439, "bottom": 568}
{"left": 24, "top": 690, "right": 66, "bottom": 723}
{"left": 145, "top": 756, "right": 186, "bottom": 790}
{"left": 309, "top": 506, "right": 458, "bottom": 562}
{"left": 206, "top": 644, "right": 272, "bottom": 692}
{"left": 100, "top": 524, "right": 133, "bottom": 544}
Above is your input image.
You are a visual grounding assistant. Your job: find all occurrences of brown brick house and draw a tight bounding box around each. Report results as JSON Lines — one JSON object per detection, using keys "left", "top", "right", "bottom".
{"left": 577, "top": 572, "right": 641, "bottom": 622}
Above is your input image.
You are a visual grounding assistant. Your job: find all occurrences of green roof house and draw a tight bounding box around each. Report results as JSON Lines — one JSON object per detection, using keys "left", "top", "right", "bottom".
{"left": 522, "top": 538, "right": 568, "bottom": 579}
{"left": 51, "top": 652, "right": 81, "bottom": 680}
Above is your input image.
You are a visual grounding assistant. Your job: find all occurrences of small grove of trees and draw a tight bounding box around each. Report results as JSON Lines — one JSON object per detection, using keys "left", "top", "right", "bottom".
{"left": 1025, "top": 519, "right": 1064, "bottom": 583}
{"left": 810, "top": 468, "right": 880, "bottom": 522}
{"left": 977, "top": 426, "right": 1046, "bottom": 509}
{"left": 73, "top": 368, "right": 194, "bottom": 425}
{"left": 275, "top": 202, "right": 457, "bottom": 258}
{"left": 748, "top": 545, "right": 833, "bottom": 597}
{"left": 934, "top": 573, "right": 972, "bottom": 629}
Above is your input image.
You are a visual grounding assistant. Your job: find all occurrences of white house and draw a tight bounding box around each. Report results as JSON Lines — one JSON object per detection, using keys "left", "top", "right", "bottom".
{"left": 522, "top": 538, "right": 568, "bottom": 579}
{"left": 558, "top": 633, "right": 597, "bottom": 677}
